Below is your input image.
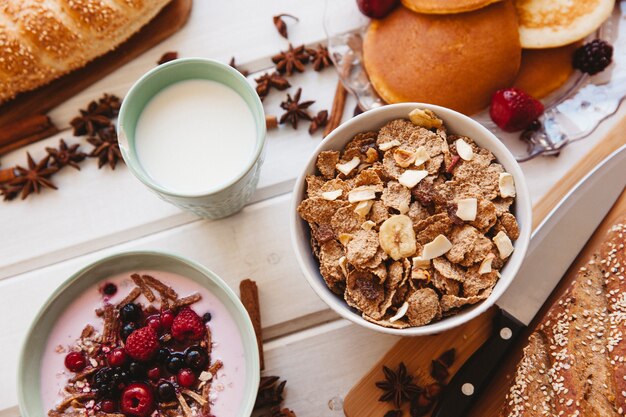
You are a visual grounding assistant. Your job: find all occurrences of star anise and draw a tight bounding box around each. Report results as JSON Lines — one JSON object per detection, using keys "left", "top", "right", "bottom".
{"left": 279, "top": 88, "right": 314, "bottom": 129}
{"left": 255, "top": 72, "right": 291, "bottom": 99}
{"left": 158, "top": 51, "right": 178, "bottom": 65}
{"left": 273, "top": 14, "right": 299, "bottom": 39}
{"left": 272, "top": 44, "right": 309, "bottom": 76}
{"left": 70, "top": 94, "right": 121, "bottom": 136}
{"left": 384, "top": 410, "right": 403, "bottom": 417}
{"left": 308, "top": 110, "right": 328, "bottom": 134}
{"left": 255, "top": 376, "right": 286, "bottom": 409}
{"left": 260, "top": 406, "right": 297, "bottom": 417}
{"left": 0, "top": 184, "right": 21, "bottom": 201}
{"left": 229, "top": 57, "right": 249, "bottom": 77}
{"left": 46, "top": 139, "right": 86, "bottom": 170}
{"left": 8, "top": 153, "right": 59, "bottom": 200}
{"left": 307, "top": 44, "right": 332, "bottom": 71}
{"left": 376, "top": 362, "right": 423, "bottom": 408}
{"left": 87, "top": 126, "right": 123, "bottom": 170}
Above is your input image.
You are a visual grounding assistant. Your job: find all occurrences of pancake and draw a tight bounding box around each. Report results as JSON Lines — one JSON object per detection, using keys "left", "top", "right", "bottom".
{"left": 402, "top": 0, "right": 501, "bottom": 14}
{"left": 512, "top": 43, "right": 580, "bottom": 99}
{"left": 363, "top": 2, "right": 521, "bottom": 115}
{"left": 515, "top": 0, "right": 614, "bottom": 48}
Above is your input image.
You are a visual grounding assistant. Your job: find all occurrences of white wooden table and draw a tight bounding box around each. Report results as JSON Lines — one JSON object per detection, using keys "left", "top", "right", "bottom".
{"left": 0, "top": 1, "right": 623, "bottom": 416}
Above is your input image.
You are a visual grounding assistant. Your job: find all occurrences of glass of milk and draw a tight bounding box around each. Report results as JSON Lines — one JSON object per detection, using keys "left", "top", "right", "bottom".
{"left": 117, "top": 58, "right": 266, "bottom": 219}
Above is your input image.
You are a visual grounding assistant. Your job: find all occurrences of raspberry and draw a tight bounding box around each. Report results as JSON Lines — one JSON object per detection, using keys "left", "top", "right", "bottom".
{"left": 171, "top": 308, "right": 206, "bottom": 341}
{"left": 64, "top": 351, "right": 87, "bottom": 372}
{"left": 125, "top": 326, "right": 159, "bottom": 362}
{"left": 489, "top": 88, "right": 544, "bottom": 132}
{"left": 573, "top": 39, "right": 613, "bottom": 75}
{"left": 120, "top": 383, "right": 155, "bottom": 417}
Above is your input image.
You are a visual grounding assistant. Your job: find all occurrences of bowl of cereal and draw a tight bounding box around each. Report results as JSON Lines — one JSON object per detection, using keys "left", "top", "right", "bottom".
{"left": 290, "top": 103, "right": 531, "bottom": 335}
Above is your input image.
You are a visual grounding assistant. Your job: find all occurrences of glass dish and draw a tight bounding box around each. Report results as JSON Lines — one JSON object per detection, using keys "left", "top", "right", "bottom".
{"left": 324, "top": 1, "right": 626, "bottom": 161}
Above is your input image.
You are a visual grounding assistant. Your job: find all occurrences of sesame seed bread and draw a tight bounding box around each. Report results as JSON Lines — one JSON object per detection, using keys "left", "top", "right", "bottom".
{"left": 0, "top": 0, "right": 171, "bottom": 104}
{"left": 503, "top": 219, "right": 626, "bottom": 417}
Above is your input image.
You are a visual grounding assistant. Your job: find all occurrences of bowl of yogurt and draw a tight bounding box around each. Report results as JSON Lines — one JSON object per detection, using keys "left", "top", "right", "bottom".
{"left": 117, "top": 58, "right": 266, "bottom": 219}
{"left": 18, "top": 251, "right": 260, "bottom": 417}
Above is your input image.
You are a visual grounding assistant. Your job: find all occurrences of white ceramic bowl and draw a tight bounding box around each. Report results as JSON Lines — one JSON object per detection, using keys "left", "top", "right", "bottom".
{"left": 290, "top": 103, "right": 532, "bottom": 336}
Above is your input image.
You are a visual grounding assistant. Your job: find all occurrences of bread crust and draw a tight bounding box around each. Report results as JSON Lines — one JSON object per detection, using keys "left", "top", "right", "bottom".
{"left": 503, "top": 218, "right": 626, "bottom": 416}
{"left": 0, "top": 0, "right": 171, "bottom": 104}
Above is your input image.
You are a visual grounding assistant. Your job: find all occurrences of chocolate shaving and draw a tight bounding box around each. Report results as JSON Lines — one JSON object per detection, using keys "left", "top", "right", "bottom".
{"left": 101, "top": 304, "right": 117, "bottom": 344}
{"left": 117, "top": 287, "right": 141, "bottom": 307}
{"left": 130, "top": 274, "right": 156, "bottom": 302}
{"left": 142, "top": 274, "right": 178, "bottom": 300}
{"left": 208, "top": 359, "right": 223, "bottom": 375}
{"left": 173, "top": 293, "right": 202, "bottom": 309}
{"left": 80, "top": 324, "right": 94, "bottom": 339}
{"left": 240, "top": 279, "right": 264, "bottom": 370}
{"left": 55, "top": 393, "right": 95, "bottom": 411}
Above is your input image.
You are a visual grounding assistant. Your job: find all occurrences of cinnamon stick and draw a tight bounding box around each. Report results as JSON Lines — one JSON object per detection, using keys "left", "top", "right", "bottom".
{"left": 0, "top": 115, "right": 59, "bottom": 156}
{"left": 239, "top": 279, "right": 264, "bottom": 370}
{"left": 266, "top": 114, "right": 278, "bottom": 130}
{"left": 323, "top": 79, "right": 348, "bottom": 137}
{"left": 0, "top": 167, "right": 16, "bottom": 183}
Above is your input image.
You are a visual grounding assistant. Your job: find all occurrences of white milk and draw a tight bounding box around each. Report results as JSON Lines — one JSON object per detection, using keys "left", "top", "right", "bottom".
{"left": 134, "top": 79, "right": 257, "bottom": 195}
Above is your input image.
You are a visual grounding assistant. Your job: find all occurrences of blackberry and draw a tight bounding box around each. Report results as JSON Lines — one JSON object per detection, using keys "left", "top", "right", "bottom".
{"left": 120, "top": 303, "right": 141, "bottom": 323}
{"left": 184, "top": 346, "right": 208, "bottom": 371}
{"left": 573, "top": 39, "right": 613, "bottom": 75}
{"left": 92, "top": 367, "right": 129, "bottom": 397}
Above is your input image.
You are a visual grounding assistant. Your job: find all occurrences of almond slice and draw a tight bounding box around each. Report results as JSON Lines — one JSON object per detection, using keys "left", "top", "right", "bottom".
{"left": 398, "top": 169, "right": 429, "bottom": 189}
{"left": 394, "top": 149, "right": 416, "bottom": 168}
{"left": 414, "top": 147, "right": 430, "bottom": 166}
{"left": 478, "top": 253, "right": 496, "bottom": 274}
{"left": 348, "top": 186, "right": 377, "bottom": 203}
{"left": 336, "top": 156, "right": 360, "bottom": 176}
{"left": 456, "top": 198, "right": 477, "bottom": 221}
{"left": 455, "top": 138, "right": 474, "bottom": 161}
{"left": 493, "top": 231, "right": 514, "bottom": 259}
{"left": 379, "top": 140, "right": 401, "bottom": 151}
{"left": 408, "top": 108, "right": 443, "bottom": 129}
{"left": 338, "top": 256, "right": 348, "bottom": 277}
{"left": 361, "top": 220, "right": 376, "bottom": 231}
{"left": 412, "top": 256, "right": 431, "bottom": 269}
{"left": 389, "top": 302, "right": 409, "bottom": 323}
{"left": 499, "top": 173, "right": 516, "bottom": 198}
{"left": 321, "top": 189, "right": 343, "bottom": 201}
{"left": 338, "top": 233, "right": 354, "bottom": 246}
{"left": 422, "top": 234, "right": 453, "bottom": 260}
{"left": 354, "top": 200, "right": 374, "bottom": 217}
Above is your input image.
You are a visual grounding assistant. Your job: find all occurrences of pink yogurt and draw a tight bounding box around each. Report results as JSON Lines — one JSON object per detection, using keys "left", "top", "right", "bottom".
{"left": 40, "top": 270, "right": 246, "bottom": 416}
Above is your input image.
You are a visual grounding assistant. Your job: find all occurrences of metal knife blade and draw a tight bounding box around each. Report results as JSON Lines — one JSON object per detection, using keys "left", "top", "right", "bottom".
{"left": 497, "top": 144, "right": 626, "bottom": 325}
{"left": 432, "top": 144, "right": 626, "bottom": 417}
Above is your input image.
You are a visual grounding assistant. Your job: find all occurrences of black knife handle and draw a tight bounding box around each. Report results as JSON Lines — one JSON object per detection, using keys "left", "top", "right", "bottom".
{"left": 431, "top": 308, "right": 525, "bottom": 417}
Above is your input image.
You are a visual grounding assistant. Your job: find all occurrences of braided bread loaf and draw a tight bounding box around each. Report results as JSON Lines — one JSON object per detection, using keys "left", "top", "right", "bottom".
{"left": 503, "top": 217, "right": 626, "bottom": 416}
{"left": 0, "top": 0, "right": 171, "bottom": 104}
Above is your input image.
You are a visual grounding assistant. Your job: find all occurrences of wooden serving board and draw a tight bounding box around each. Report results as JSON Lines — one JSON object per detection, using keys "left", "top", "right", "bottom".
{"left": 343, "top": 118, "right": 626, "bottom": 417}
{"left": 0, "top": 0, "right": 192, "bottom": 128}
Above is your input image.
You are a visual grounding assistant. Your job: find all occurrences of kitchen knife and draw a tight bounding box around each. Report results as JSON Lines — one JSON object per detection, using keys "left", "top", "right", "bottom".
{"left": 432, "top": 144, "right": 626, "bottom": 417}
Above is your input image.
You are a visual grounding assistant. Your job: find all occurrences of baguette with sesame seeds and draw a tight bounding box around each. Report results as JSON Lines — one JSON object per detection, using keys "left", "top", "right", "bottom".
{"left": 503, "top": 219, "right": 626, "bottom": 417}
{"left": 0, "top": 0, "right": 171, "bottom": 104}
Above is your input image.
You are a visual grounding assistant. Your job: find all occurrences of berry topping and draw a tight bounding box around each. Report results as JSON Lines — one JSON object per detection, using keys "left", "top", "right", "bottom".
{"left": 120, "top": 303, "right": 141, "bottom": 323}
{"left": 177, "top": 368, "right": 196, "bottom": 387}
{"left": 171, "top": 307, "right": 206, "bottom": 342}
{"left": 166, "top": 353, "right": 185, "bottom": 374}
{"left": 155, "top": 347, "right": 171, "bottom": 365}
{"left": 101, "top": 282, "right": 118, "bottom": 296}
{"left": 489, "top": 88, "right": 544, "bottom": 132}
{"left": 93, "top": 367, "right": 129, "bottom": 397}
{"left": 128, "top": 361, "right": 147, "bottom": 380}
{"left": 120, "top": 383, "right": 155, "bottom": 417}
{"left": 156, "top": 381, "right": 176, "bottom": 402}
{"left": 100, "top": 399, "right": 117, "bottom": 413}
{"left": 573, "top": 39, "right": 613, "bottom": 75}
{"left": 356, "top": 0, "right": 399, "bottom": 18}
{"left": 147, "top": 366, "right": 161, "bottom": 381}
{"left": 184, "top": 346, "right": 209, "bottom": 371}
{"left": 125, "top": 327, "right": 159, "bottom": 362}
{"left": 160, "top": 310, "right": 174, "bottom": 330}
{"left": 146, "top": 315, "right": 162, "bottom": 332}
{"left": 107, "top": 348, "right": 127, "bottom": 367}
{"left": 120, "top": 322, "right": 137, "bottom": 341}
{"left": 202, "top": 312, "right": 212, "bottom": 323}
{"left": 64, "top": 351, "right": 87, "bottom": 372}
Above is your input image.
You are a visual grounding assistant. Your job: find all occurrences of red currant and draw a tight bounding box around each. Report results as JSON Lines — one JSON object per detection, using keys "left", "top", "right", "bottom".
{"left": 107, "top": 347, "right": 127, "bottom": 367}
{"left": 101, "top": 400, "right": 117, "bottom": 413}
{"left": 177, "top": 368, "right": 196, "bottom": 387}
{"left": 160, "top": 310, "right": 174, "bottom": 330}
{"left": 147, "top": 366, "right": 161, "bottom": 381}
{"left": 146, "top": 315, "right": 162, "bottom": 332}
{"left": 64, "top": 351, "right": 87, "bottom": 372}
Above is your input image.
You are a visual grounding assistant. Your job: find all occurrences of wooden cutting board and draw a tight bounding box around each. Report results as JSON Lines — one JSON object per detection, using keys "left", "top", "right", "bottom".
{"left": 343, "top": 118, "right": 626, "bottom": 417}
{"left": 0, "top": 0, "right": 192, "bottom": 129}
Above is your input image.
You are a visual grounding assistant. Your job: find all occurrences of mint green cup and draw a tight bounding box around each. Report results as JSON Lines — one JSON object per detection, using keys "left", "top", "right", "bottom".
{"left": 18, "top": 251, "right": 260, "bottom": 417}
{"left": 118, "top": 58, "right": 266, "bottom": 219}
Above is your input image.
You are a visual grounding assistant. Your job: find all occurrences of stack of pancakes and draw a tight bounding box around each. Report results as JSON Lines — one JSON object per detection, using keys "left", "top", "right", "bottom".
{"left": 362, "top": 0, "right": 614, "bottom": 115}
